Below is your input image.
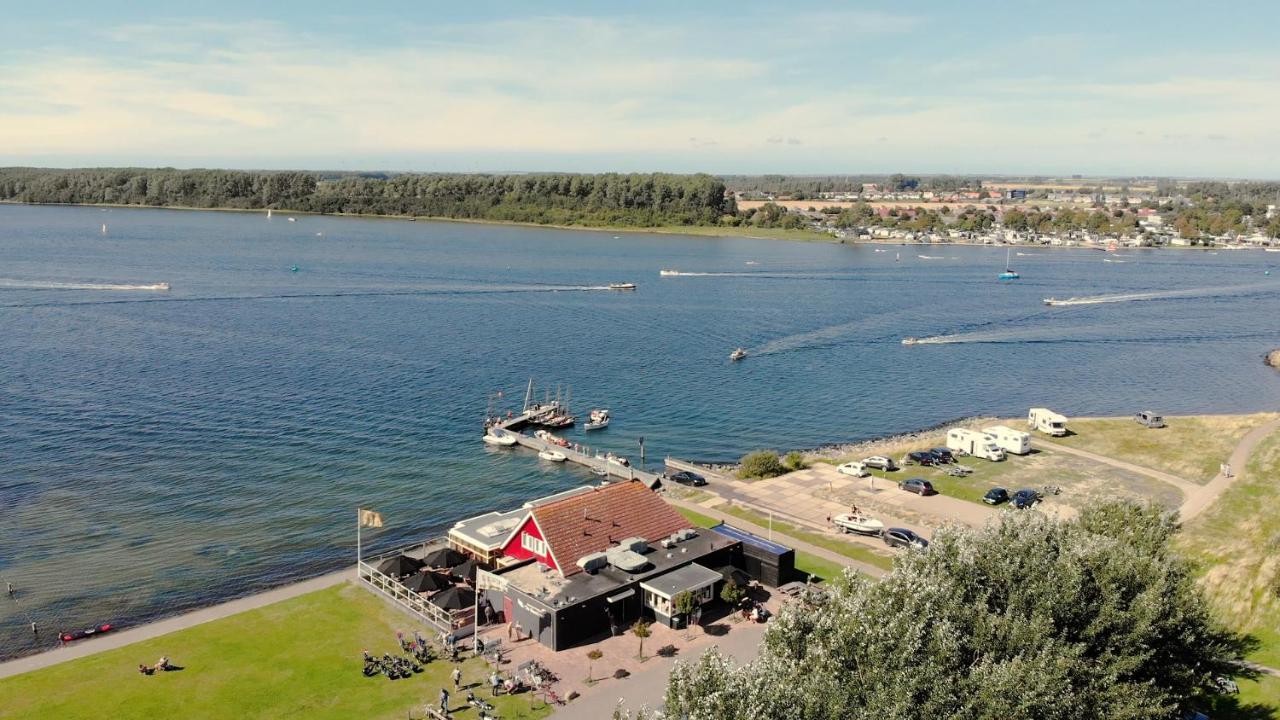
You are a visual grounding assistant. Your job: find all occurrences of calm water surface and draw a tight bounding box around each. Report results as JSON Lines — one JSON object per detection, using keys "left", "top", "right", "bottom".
{"left": 2, "top": 204, "right": 1278, "bottom": 658}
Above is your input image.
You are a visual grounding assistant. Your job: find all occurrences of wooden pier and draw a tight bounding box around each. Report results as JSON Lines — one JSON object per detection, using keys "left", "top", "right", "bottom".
{"left": 491, "top": 413, "right": 663, "bottom": 487}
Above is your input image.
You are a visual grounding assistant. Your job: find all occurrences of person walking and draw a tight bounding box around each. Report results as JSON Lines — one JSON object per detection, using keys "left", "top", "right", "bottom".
{"left": 451, "top": 666, "right": 462, "bottom": 690}
{"left": 439, "top": 687, "right": 450, "bottom": 714}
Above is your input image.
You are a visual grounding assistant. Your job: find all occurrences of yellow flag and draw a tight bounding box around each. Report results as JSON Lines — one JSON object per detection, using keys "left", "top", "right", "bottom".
{"left": 358, "top": 508, "right": 384, "bottom": 528}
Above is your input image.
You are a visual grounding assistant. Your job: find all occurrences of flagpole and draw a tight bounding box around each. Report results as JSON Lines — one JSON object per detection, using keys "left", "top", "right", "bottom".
{"left": 356, "top": 507, "right": 362, "bottom": 567}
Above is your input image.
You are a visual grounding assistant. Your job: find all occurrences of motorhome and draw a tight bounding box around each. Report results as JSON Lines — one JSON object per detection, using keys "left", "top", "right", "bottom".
{"left": 982, "top": 425, "right": 1031, "bottom": 455}
{"left": 1027, "top": 408, "right": 1068, "bottom": 436}
{"left": 946, "top": 428, "right": 1006, "bottom": 462}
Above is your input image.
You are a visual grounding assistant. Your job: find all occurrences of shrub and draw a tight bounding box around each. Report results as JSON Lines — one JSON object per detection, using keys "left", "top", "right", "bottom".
{"left": 783, "top": 451, "right": 808, "bottom": 471}
{"left": 738, "top": 450, "right": 786, "bottom": 479}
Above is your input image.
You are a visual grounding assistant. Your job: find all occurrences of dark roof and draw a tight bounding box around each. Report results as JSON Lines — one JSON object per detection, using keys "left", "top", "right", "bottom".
{"left": 376, "top": 555, "right": 425, "bottom": 576}
{"left": 531, "top": 480, "right": 689, "bottom": 577}
{"left": 709, "top": 523, "right": 793, "bottom": 556}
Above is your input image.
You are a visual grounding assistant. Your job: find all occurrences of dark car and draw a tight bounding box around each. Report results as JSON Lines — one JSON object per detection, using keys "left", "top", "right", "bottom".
{"left": 882, "top": 527, "right": 929, "bottom": 550}
{"left": 862, "top": 456, "right": 898, "bottom": 472}
{"left": 1011, "top": 488, "right": 1040, "bottom": 509}
{"left": 928, "top": 447, "right": 954, "bottom": 464}
{"left": 900, "top": 478, "right": 935, "bottom": 496}
{"left": 982, "top": 487, "right": 1010, "bottom": 505}
{"left": 904, "top": 451, "right": 934, "bottom": 466}
{"left": 667, "top": 470, "right": 707, "bottom": 487}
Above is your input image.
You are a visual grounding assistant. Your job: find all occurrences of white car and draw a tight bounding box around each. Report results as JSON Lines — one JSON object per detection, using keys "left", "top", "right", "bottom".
{"left": 836, "top": 461, "right": 869, "bottom": 477}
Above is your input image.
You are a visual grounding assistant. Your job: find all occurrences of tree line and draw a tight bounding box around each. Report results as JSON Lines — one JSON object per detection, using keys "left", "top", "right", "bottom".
{"left": 0, "top": 168, "right": 735, "bottom": 227}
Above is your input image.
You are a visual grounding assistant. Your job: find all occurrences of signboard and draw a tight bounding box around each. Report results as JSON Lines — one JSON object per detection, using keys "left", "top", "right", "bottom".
{"left": 475, "top": 569, "right": 509, "bottom": 593}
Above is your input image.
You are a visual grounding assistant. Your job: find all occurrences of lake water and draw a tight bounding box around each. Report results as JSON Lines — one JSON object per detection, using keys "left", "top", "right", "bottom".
{"left": 2, "top": 203, "right": 1278, "bottom": 659}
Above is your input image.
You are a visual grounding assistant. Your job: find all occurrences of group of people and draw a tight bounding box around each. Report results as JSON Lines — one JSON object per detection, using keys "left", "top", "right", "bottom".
{"left": 137, "top": 655, "right": 175, "bottom": 676}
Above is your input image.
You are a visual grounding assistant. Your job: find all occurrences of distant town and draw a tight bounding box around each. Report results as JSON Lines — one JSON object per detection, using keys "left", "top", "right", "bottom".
{"left": 731, "top": 176, "right": 1280, "bottom": 249}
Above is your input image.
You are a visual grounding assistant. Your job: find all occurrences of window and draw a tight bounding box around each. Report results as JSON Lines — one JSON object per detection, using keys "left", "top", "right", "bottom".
{"left": 520, "top": 532, "right": 546, "bottom": 557}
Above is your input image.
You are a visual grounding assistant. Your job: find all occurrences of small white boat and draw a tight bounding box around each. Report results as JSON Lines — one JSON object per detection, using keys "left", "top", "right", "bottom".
{"left": 1265, "top": 248, "right": 1280, "bottom": 253}
{"left": 730, "top": 348, "right": 747, "bottom": 361}
{"left": 607, "top": 454, "right": 630, "bottom": 467}
{"left": 659, "top": 269, "right": 680, "bottom": 276}
{"left": 100, "top": 223, "right": 107, "bottom": 234}
{"left": 584, "top": 409, "right": 610, "bottom": 431}
{"left": 538, "top": 449, "right": 567, "bottom": 462}
{"left": 832, "top": 513, "right": 885, "bottom": 535}
{"left": 483, "top": 430, "right": 516, "bottom": 447}
{"left": 901, "top": 337, "right": 919, "bottom": 345}
{"left": 287, "top": 217, "right": 297, "bottom": 222}
{"left": 608, "top": 282, "right": 636, "bottom": 290}
{"left": 267, "top": 209, "right": 273, "bottom": 218}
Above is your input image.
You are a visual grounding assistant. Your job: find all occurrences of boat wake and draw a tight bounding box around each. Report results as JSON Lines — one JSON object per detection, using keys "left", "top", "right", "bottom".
{"left": 907, "top": 325, "right": 1275, "bottom": 346}
{"left": 1043, "top": 282, "right": 1276, "bottom": 307}
{"left": 0, "top": 279, "right": 170, "bottom": 291}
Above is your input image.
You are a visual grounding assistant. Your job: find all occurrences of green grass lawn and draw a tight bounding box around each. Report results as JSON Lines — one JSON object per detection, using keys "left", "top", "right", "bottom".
{"left": 674, "top": 507, "right": 884, "bottom": 581}
{"left": 1055, "top": 413, "right": 1278, "bottom": 483}
{"left": 1205, "top": 675, "right": 1280, "bottom": 720}
{"left": 0, "top": 584, "right": 550, "bottom": 720}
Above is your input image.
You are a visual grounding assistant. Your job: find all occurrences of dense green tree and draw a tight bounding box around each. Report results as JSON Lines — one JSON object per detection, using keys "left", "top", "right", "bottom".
{"left": 652, "top": 503, "right": 1247, "bottom": 720}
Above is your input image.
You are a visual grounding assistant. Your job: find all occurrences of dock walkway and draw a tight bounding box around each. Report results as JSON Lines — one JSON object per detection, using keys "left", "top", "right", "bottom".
{"left": 493, "top": 413, "right": 662, "bottom": 486}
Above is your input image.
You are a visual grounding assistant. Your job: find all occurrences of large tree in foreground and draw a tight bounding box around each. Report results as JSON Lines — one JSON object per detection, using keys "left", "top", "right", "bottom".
{"left": 652, "top": 504, "right": 1247, "bottom": 720}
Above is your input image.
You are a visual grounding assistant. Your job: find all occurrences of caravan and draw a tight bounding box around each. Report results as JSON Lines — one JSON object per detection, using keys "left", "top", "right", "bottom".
{"left": 1027, "top": 408, "right": 1068, "bottom": 436}
{"left": 946, "top": 428, "right": 1006, "bottom": 462}
{"left": 982, "top": 425, "right": 1031, "bottom": 455}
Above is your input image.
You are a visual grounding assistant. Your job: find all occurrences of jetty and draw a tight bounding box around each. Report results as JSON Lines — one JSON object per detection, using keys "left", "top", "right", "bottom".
{"left": 487, "top": 380, "right": 662, "bottom": 487}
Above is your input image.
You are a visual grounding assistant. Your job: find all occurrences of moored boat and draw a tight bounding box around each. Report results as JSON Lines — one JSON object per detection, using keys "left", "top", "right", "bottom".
{"left": 998, "top": 248, "right": 1020, "bottom": 280}
{"left": 584, "top": 409, "right": 610, "bottom": 431}
{"left": 483, "top": 429, "right": 516, "bottom": 446}
{"left": 538, "top": 449, "right": 567, "bottom": 462}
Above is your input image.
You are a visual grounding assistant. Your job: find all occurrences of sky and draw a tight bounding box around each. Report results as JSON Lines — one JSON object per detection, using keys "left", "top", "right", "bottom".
{"left": 1, "top": 1, "right": 1278, "bottom": 178}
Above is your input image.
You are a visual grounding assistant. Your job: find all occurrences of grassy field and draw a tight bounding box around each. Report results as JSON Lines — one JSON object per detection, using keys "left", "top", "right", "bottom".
{"left": 0, "top": 584, "right": 549, "bottom": 720}
{"left": 1055, "top": 413, "right": 1278, "bottom": 484}
{"left": 673, "top": 507, "right": 878, "bottom": 580}
{"left": 1207, "top": 675, "right": 1280, "bottom": 720}
{"left": 1180, "top": 429, "right": 1280, "bottom": 669}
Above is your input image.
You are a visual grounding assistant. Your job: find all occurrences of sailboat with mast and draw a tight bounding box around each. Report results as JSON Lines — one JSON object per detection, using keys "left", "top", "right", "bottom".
{"left": 998, "top": 248, "right": 1020, "bottom": 280}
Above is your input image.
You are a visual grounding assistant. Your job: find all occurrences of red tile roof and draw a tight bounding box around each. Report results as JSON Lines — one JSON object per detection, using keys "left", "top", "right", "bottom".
{"left": 530, "top": 480, "right": 689, "bottom": 577}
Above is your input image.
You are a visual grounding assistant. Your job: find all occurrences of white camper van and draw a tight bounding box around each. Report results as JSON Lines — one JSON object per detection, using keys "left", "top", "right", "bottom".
{"left": 1027, "top": 408, "right": 1068, "bottom": 436}
{"left": 983, "top": 425, "right": 1032, "bottom": 455}
{"left": 946, "top": 428, "right": 1006, "bottom": 461}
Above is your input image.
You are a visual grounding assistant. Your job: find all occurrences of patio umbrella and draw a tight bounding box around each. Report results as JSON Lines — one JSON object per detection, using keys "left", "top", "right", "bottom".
{"left": 376, "top": 554, "right": 425, "bottom": 577}
{"left": 402, "top": 571, "right": 452, "bottom": 594}
{"left": 447, "top": 559, "right": 484, "bottom": 582}
{"left": 430, "top": 586, "right": 477, "bottom": 611}
{"left": 422, "top": 547, "right": 467, "bottom": 569}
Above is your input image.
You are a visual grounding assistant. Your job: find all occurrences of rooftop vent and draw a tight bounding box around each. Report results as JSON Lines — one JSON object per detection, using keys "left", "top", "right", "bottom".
{"left": 606, "top": 548, "right": 648, "bottom": 572}
{"left": 577, "top": 552, "right": 609, "bottom": 574}
{"left": 616, "top": 536, "right": 649, "bottom": 554}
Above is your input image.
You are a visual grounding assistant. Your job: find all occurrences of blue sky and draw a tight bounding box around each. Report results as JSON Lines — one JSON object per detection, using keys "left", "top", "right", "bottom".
{"left": 1, "top": 1, "right": 1278, "bottom": 177}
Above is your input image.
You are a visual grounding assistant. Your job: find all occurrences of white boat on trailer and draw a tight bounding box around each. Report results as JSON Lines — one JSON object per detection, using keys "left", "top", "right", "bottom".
{"left": 832, "top": 513, "right": 885, "bottom": 535}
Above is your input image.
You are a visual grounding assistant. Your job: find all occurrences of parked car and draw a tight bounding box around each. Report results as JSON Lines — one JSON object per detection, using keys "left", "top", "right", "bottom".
{"left": 667, "top": 470, "right": 707, "bottom": 487}
{"left": 903, "top": 450, "right": 935, "bottom": 466}
{"left": 982, "top": 487, "right": 1010, "bottom": 505}
{"left": 928, "top": 447, "right": 954, "bottom": 464}
{"left": 1011, "top": 488, "right": 1040, "bottom": 509}
{"left": 900, "top": 478, "right": 935, "bottom": 496}
{"left": 862, "top": 456, "right": 898, "bottom": 472}
{"left": 836, "top": 461, "right": 869, "bottom": 477}
{"left": 882, "top": 527, "right": 929, "bottom": 550}
{"left": 1134, "top": 411, "right": 1166, "bottom": 428}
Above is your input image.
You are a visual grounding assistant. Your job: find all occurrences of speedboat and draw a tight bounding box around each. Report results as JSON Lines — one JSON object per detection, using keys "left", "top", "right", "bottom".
{"left": 901, "top": 337, "right": 918, "bottom": 345}
{"left": 659, "top": 269, "right": 680, "bottom": 276}
{"left": 584, "top": 409, "right": 610, "bottom": 431}
{"left": 832, "top": 513, "right": 885, "bottom": 536}
{"left": 538, "top": 449, "right": 567, "bottom": 462}
{"left": 483, "top": 430, "right": 516, "bottom": 447}
{"left": 608, "top": 283, "right": 637, "bottom": 290}
{"left": 730, "top": 348, "right": 747, "bottom": 361}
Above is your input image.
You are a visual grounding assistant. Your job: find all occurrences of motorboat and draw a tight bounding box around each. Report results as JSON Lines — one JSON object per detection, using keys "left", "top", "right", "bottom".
{"left": 730, "top": 348, "right": 747, "bottom": 361}
{"left": 901, "top": 337, "right": 919, "bottom": 346}
{"left": 538, "top": 449, "right": 567, "bottom": 462}
{"left": 832, "top": 513, "right": 885, "bottom": 536}
{"left": 608, "top": 282, "right": 637, "bottom": 290}
{"left": 584, "top": 409, "right": 610, "bottom": 431}
{"left": 998, "top": 248, "right": 1020, "bottom": 280}
{"left": 483, "top": 430, "right": 516, "bottom": 447}
{"left": 659, "top": 269, "right": 681, "bottom": 276}
{"left": 533, "top": 429, "right": 571, "bottom": 448}
{"left": 591, "top": 467, "right": 609, "bottom": 477}
{"left": 596, "top": 452, "right": 629, "bottom": 467}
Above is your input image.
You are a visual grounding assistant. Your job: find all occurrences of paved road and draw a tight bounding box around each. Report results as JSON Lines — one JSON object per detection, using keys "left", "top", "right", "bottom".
{"left": 1178, "top": 417, "right": 1280, "bottom": 522}
{"left": 0, "top": 568, "right": 353, "bottom": 680}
